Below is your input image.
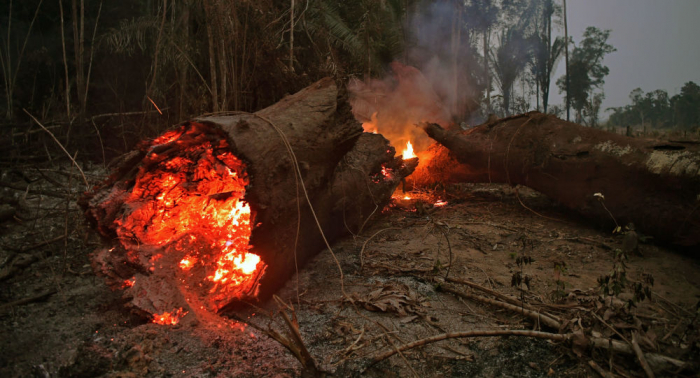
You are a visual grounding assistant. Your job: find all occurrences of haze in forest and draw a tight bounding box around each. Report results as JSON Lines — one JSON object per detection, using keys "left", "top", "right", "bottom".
{"left": 552, "top": 0, "right": 700, "bottom": 112}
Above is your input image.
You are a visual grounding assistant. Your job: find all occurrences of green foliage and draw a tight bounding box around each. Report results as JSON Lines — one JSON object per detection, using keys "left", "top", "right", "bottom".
{"left": 557, "top": 27, "right": 615, "bottom": 124}
{"left": 491, "top": 26, "right": 531, "bottom": 115}
{"left": 598, "top": 249, "right": 628, "bottom": 297}
{"left": 551, "top": 261, "right": 568, "bottom": 300}
{"left": 672, "top": 81, "right": 700, "bottom": 129}
{"left": 598, "top": 249, "right": 654, "bottom": 309}
{"left": 607, "top": 82, "right": 700, "bottom": 131}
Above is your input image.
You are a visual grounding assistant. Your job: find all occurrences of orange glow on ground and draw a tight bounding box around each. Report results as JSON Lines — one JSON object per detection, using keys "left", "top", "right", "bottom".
{"left": 402, "top": 141, "right": 416, "bottom": 160}
{"left": 152, "top": 308, "right": 188, "bottom": 325}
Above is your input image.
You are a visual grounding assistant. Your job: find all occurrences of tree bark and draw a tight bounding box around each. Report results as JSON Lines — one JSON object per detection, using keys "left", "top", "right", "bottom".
{"left": 416, "top": 112, "right": 700, "bottom": 248}
{"left": 82, "top": 78, "right": 415, "bottom": 317}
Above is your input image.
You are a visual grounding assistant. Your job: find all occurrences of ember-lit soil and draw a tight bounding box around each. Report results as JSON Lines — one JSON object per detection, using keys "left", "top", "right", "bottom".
{"left": 2, "top": 165, "right": 699, "bottom": 377}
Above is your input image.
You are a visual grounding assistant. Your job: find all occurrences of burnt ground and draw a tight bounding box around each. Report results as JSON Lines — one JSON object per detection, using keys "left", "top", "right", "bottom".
{"left": 1, "top": 165, "right": 699, "bottom": 377}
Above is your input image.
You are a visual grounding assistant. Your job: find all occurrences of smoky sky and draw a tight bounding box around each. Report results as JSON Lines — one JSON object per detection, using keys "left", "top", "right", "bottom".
{"left": 549, "top": 0, "right": 700, "bottom": 111}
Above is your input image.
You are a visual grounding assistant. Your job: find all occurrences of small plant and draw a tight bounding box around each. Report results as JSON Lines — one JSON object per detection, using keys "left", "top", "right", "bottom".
{"left": 629, "top": 273, "right": 654, "bottom": 309}
{"left": 551, "top": 261, "right": 569, "bottom": 301}
{"left": 598, "top": 249, "right": 654, "bottom": 309}
{"left": 598, "top": 248, "right": 628, "bottom": 297}
{"left": 512, "top": 255, "right": 534, "bottom": 304}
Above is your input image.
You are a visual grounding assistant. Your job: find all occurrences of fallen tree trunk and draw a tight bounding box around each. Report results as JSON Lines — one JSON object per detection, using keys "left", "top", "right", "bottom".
{"left": 416, "top": 112, "right": 700, "bottom": 247}
{"left": 82, "top": 78, "right": 414, "bottom": 320}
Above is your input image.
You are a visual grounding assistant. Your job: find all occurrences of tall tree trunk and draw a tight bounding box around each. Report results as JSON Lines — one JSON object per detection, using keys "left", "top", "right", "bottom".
{"left": 3, "top": 0, "right": 12, "bottom": 119}
{"left": 177, "top": 3, "right": 190, "bottom": 119}
{"left": 563, "top": 0, "right": 570, "bottom": 121}
{"left": 483, "top": 29, "right": 490, "bottom": 113}
{"left": 83, "top": 1, "right": 101, "bottom": 114}
{"left": 543, "top": 9, "right": 551, "bottom": 113}
{"left": 216, "top": 1, "right": 228, "bottom": 112}
{"left": 58, "top": 0, "right": 71, "bottom": 118}
{"left": 148, "top": 0, "right": 168, "bottom": 99}
{"left": 204, "top": 1, "right": 219, "bottom": 112}
{"left": 289, "top": 0, "right": 295, "bottom": 72}
{"left": 451, "top": 5, "right": 462, "bottom": 117}
{"left": 71, "top": 0, "right": 85, "bottom": 117}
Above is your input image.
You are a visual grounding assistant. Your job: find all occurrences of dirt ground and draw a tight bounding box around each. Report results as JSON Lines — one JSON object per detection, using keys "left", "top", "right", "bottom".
{"left": 1, "top": 165, "right": 699, "bottom": 377}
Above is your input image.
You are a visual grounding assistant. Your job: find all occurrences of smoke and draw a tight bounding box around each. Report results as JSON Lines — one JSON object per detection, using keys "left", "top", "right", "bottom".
{"left": 348, "top": 1, "right": 483, "bottom": 155}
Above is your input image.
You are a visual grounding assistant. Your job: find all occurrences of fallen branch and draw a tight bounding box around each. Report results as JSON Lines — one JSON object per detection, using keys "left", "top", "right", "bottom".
{"left": 273, "top": 295, "right": 320, "bottom": 375}
{"left": 590, "top": 337, "right": 686, "bottom": 373}
{"left": 359, "top": 228, "right": 401, "bottom": 270}
{"left": 588, "top": 360, "right": 614, "bottom": 378}
{"left": 365, "top": 329, "right": 570, "bottom": 370}
{"left": 23, "top": 109, "right": 89, "bottom": 188}
{"left": 445, "top": 277, "right": 544, "bottom": 313}
{"left": 631, "top": 332, "right": 655, "bottom": 378}
{"left": 438, "top": 283, "right": 562, "bottom": 330}
{"left": 0, "top": 289, "right": 57, "bottom": 312}
{"left": 0, "top": 181, "right": 69, "bottom": 199}
{"left": 19, "top": 235, "right": 67, "bottom": 253}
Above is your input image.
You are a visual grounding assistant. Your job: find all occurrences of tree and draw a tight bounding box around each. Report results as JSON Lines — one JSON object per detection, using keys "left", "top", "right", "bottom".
{"left": 671, "top": 81, "right": 700, "bottom": 129}
{"left": 465, "top": 0, "right": 499, "bottom": 113}
{"left": 557, "top": 26, "right": 615, "bottom": 123}
{"left": 583, "top": 91, "right": 603, "bottom": 127}
{"left": 629, "top": 87, "right": 646, "bottom": 127}
{"left": 530, "top": 0, "right": 564, "bottom": 113}
{"left": 491, "top": 27, "right": 530, "bottom": 116}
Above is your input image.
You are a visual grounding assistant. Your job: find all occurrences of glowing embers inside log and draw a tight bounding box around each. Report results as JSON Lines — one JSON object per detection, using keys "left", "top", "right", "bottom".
{"left": 153, "top": 308, "right": 188, "bottom": 325}
{"left": 114, "top": 124, "right": 266, "bottom": 316}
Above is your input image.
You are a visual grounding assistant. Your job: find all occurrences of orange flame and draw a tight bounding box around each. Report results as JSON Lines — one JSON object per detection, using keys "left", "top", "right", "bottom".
{"left": 402, "top": 141, "right": 416, "bottom": 160}
{"left": 152, "top": 308, "right": 188, "bottom": 325}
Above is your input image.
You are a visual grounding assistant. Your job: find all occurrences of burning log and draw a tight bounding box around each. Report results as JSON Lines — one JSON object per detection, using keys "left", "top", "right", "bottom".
{"left": 417, "top": 112, "right": 700, "bottom": 247}
{"left": 82, "top": 78, "right": 415, "bottom": 322}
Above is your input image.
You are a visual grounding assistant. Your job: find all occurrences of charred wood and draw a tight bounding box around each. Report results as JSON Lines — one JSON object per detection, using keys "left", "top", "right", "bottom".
{"left": 417, "top": 112, "right": 700, "bottom": 247}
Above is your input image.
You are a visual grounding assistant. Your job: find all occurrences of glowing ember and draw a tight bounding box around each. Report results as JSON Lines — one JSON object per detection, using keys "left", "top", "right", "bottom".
{"left": 121, "top": 277, "right": 135, "bottom": 288}
{"left": 152, "top": 308, "right": 188, "bottom": 325}
{"left": 402, "top": 141, "right": 416, "bottom": 160}
{"left": 179, "top": 256, "right": 197, "bottom": 270}
{"left": 434, "top": 200, "right": 447, "bottom": 207}
{"left": 115, "top": 123, "right": 266, "bottom": 314}
{"left": 403, "top": 195, "right": 411, "bottom": 200}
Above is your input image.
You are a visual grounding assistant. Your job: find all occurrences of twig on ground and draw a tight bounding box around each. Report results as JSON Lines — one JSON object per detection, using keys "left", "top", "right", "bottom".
{"left": 590, "top": 337, "right": 685, "bottom": 373}
{"left": 654, "top": 293, "right": 693, "bottom": 317}
{"left": 438, "top": 283, "right": 562, "bottom": 330}
{"left": 0, "top": 289, "right": 57, "bottom": 312}
{"left": 23, "top": 109, "right": 89, "bottom": 188}
{"left": 0, "top": 181, "right": 69, "bottom": 199}
{"left": 446, "top": 277, "right": 534, "bottom": 310}
{"left": 475, "top": 266, "right": 495, "bottom": 289}
{"left": 359, "top": 228, "right": 401, "bottom": 270}
{"left": 18, "top": 235, "right": 67, "bottom": 253}
{"left": 588, "top": 360, "right": 614, "bottom": 378}
{"left": 365, "top": 329, "right": 570, "bottom": 371}
{"left": 631, "top": 332, "right": 655, "bottom": 378}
